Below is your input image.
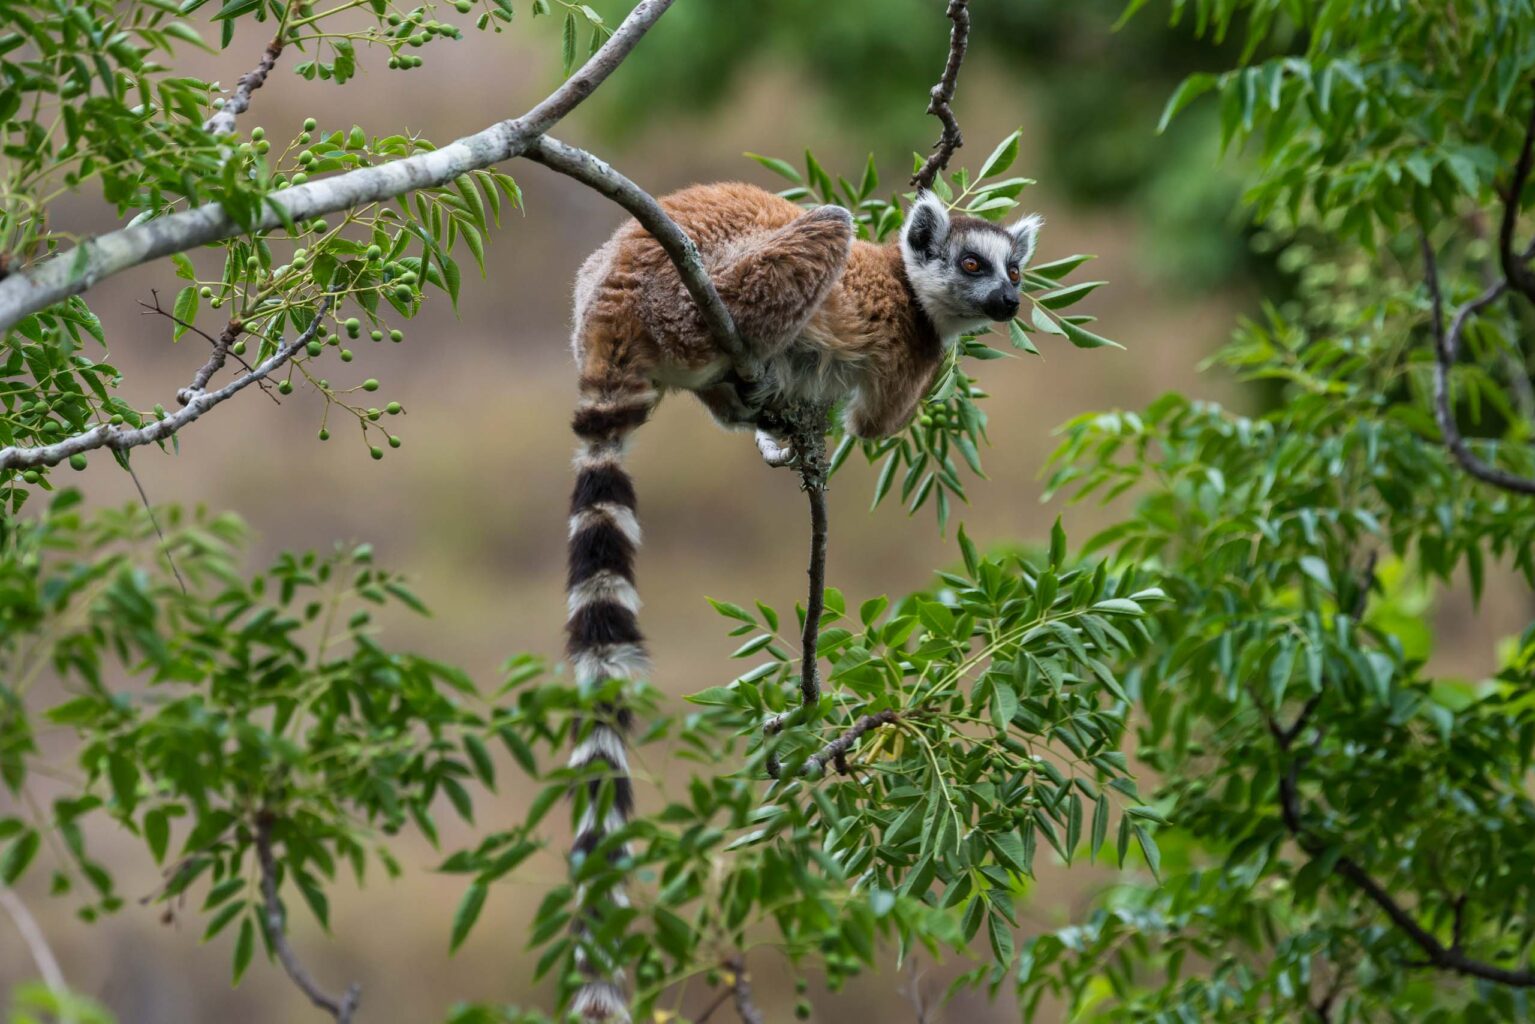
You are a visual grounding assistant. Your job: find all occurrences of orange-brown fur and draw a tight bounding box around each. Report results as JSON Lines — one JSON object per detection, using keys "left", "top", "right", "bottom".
{"left": 571, "top": 182, "right": 944, "bottom": 440}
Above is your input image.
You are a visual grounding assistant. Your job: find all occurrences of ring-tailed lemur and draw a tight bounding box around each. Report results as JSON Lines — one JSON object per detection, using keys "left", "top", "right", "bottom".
{"left": 563, "top": 184, "right": 1039, "bottom": 1022}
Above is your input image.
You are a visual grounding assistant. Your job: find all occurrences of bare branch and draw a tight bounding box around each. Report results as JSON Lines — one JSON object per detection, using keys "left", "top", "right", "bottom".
{"left": 723, "top": 955, "right": 764, "bottom": 1024}
{"left": 767, "top": 710, "right": 902, "bottom": 781}
{"left": 138, "top": 292, "right": 277, "bottom": 403}
{"left": 911, "top": 0, "right": 972, "bottom": 192}
{"left": 0, "top": 883, "right": 69, "bottom": 1002}
{"left": 203, "top": 35, "right": 284, "bottom": 137}
{"left": 526, "top": 135, "right": 747, "bottom": 366}
{"left": 0, "top": 0, "right": 677, "bottom": 334}
{"left": 1420, "top": 232, "right": 1535, "bottom": 495}
{"left": 1499, "top": 90, "right": 1535, "bottom": 304}
{"left": 177, "top": 317, "right": 243, "bottom": 406}
{"left": 1267, "top": 557, "right": 1535, "bottom": 988}
{"left": 0, "top": 297, "right": 330, "bottom": 470}
{"left": 255, "top": 814, "right": 361, "bottom": 1023}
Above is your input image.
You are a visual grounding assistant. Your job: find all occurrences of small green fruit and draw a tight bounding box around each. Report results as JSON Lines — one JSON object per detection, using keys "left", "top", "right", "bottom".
{"left": 303, "top": 117, "right": 317, "bottom": 131}
{"left": 250, "top": 126, "right": 265, "bottom": 141}
{"left": 367, "top": 408, "right": 381, "bottom": 421}
{"left": 318, "top": 428, "right": 330, "bottom": 440}
{"left": 370, "top": 446, "right": 384, "bottom": 460}
{"left": 389, "top": 329, "right": 404, "bottom": 342}
{"left": 199, "top": 286, "right": 213, "bottom": 298}
{"left": 386, "top": 401, "right": 402, "bottom": 415}
{"left": 22, "top": 470, "right": 40, "bottom": 483}
{"left": 794, "top": 1000, "right": 812, "bottom": 1020}
{"left": 340, "top": 349, "right": 353, "bottom": 362}
{"left": 307, "top": 340, "right": 323, "bottom": 357}
{"left": 371, "top": 330, "right": 384, "bottom": 341}
{"left": 362, "top": 378, "right": 379, "bottom": 392}
{"left": 68, "top": 454, "right": 87, "bottom": 471}
{"left": 387, "top": 435, "right": 401, "bottom": 448}
{"left": 232, "top": 341, "right": 246, "bottom": 355}
{"left": 278, "top": 380, "right": 293, "bottom": 395}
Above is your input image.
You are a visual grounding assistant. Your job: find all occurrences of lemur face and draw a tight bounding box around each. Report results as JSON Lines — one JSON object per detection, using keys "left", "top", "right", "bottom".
{"left": 901, "top": 192, "right": 1041, "bottom": 336}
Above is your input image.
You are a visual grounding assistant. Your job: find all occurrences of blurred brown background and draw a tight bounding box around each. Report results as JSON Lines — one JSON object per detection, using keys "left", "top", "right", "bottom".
{"left": 4, "top": 3, "right": 1527, "bottom": 1020}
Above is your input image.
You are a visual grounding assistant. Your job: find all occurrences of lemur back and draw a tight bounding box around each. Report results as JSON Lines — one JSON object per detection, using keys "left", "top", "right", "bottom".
{"left": 563, "top": 183, "right": 1040, "bottom": 1022}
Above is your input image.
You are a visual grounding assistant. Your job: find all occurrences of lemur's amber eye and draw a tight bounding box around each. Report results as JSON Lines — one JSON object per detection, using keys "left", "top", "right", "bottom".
{"left": 1007, "top": 265, "right": 1021, "bottom": 284}
{"left": 960, "top": 256, "right": 981, "bottom": 273}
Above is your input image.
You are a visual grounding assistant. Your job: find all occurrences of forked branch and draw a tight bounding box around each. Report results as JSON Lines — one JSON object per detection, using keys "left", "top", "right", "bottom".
{"left": 912, "top": 0, "right": 972, "bottom": 191}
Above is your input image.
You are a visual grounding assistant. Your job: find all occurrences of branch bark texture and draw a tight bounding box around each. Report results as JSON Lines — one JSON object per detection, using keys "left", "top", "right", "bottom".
{"left": 255, "top": 815, "right": 362, "bottom": 1023}
{"left": 0, "top": 0, "right": 677, "bottom": 335}
{"left": 0, "top": 297, "right": 329, "bottom": 470}
{"left": 203, "top": 35, "right": 284, "bottom": 137}
{"left": 911, "top": 0, "right": 971, "bottom": 191}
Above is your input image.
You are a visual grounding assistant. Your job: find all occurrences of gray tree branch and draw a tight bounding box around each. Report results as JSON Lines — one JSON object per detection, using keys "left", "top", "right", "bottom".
{"left": 911, "top": 0, "right": 972, "bottom": 192}
{"left": 0, "top": 0, "right": 677, "bottom": 335}
{"left": 203, "top": 35, "right": 284, "bottom": 137}
{"left": 526, "top": 135, "right": 748, "bottom": 366}
{"left": 0, "top": 297, "right": 330, "bottom": 470}
{"left": 255, "top": 815, "right": 361, "bottom": 1023}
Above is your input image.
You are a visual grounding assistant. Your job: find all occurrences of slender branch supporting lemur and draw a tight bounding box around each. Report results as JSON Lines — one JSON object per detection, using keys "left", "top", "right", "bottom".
{"left": 255, "top": 814, "right": 362, "bottom": 1023}
{"left": 0, "top": 296, "right": 330, "bottom": 470}
{"left": 203, "top": 35, "right": 284, "bottom": 137}
{"left": 911, "top": 0, "right": 972, "bottom": 192}
{"left": 0, "top": 0, "right": 677, "bottom": 333}
{"left": 723, "top": 955, "right": 765, "bottom": 1024}
{"left": 0, "top": 883, "right": 70, "bottom": 1005}
{"left": 526, "top": 136, "right": 749, "bottom": 367}
{"left": 1266, "top": 556, "right": 1535, "bottom": 988}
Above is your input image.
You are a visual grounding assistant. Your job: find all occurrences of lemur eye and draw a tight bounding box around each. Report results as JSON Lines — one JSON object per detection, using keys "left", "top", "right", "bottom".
{"left": 1007, "top": 265, "right": 1021, "bottom": 284}
{"left": 960, "top": 255, "right": 981, "bottom": 273}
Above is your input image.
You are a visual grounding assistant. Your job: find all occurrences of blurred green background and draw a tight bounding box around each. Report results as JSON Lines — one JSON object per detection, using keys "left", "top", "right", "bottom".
{"left": 4, "top": 1, "right": 1526, "bottom": 1019}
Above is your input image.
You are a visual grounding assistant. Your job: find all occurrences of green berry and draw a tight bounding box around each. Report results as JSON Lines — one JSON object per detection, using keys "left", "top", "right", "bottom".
{"left": 796, "top": 978, "right": 808, "bottom": 994}
{"left": 303, "top": 117, "right": 317, "bottom": 131}
{"left": 455, "top": 0, "right": 472, "bottom": 11}
{"left": 386, "top": 12, "right": 402, "bottom": 24}
{"left": 199, "top": 286, "right": 213, "bottom": 298}
{"left": 153, "top": 403, "right": 166, "bottom": 418}
{"left": 395, "top": 285, "right": 412, "bottom": 301}
{"left": 250, "top": 126, "right": 265, "bottom": 141}
{"left": 367, "top": 407, "right": 381, "bottom": 421}
{"left": 318, "top": 428, "right": 330, "bottom": 441}
{"left": 409, "top": 32, "right": 426, "bottom": 45}
{"left": 306, "top": 340, "right": 323, "bottom": 357}
{"left": 109, "top": 415, "right": 123, "bottom": 425}
{"left": 345, "top": 317, "right": 361, "bottom": 336}
{"left": 312, "top": 219, "right": 329, "bottom": 233}
{"left": 362, "top": 378, "right": 379, "bottom": 392}
{"left": 278, "top": 379, "right": 293, "bottom": 395}
{"left": 389, "top": 329, "right": 404, "bottom": 342}
{"left": 340, "top": 349, "right": 353, "bottom": 362}
{"left": 299, "top": 150, "right": 314, "bottom": 165}
{"left": 292, "top": 172, "right": 308, "bottom": 185}
{"left": 386, "top": 401, "right": 402, "bottom": 415}
{"left": 794, "top": 1000, "right": 812, "bottom": 1020}
{"left": 370, "top": 446, "right": 384, "bottom": 460}
{"left": 68, "top": 454, "right": 87, "bottom": 471}
{"left": 255, "top": 139, "right": 271, "bottom": 154}
{"left": 366, "top": 245, "right": 382, "bottom": 260}
{"left": 232, "top": 341, "right": 246, "bottom": 355}
{"left": 327, "top": 333, "right": 340, "bottom": 346}
{"left": 298, "top": 132, "right": 311, "bottom": 145}
{"left": 22, "top": 470, "right": 40, "bottom": 484}
{"left": 370, "top": 329, "right": 384, "bottom": 341}
{"left": 386, "top": 434, "right": 401, "bottom": 449}
{"left": 388, "top": 57, "right": 401, "bottom": 70}
{"left": 246, "top": 255, "right": 260, "bottom": 270}
{"left": 318, "top": 379, "right": 329, "bottom": 389}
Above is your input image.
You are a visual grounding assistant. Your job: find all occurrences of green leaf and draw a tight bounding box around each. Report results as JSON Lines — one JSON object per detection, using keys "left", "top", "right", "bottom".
{"left": 172, "top": 286, "right": 198, "bottom": 341}
{"left": 450, "top": 882, "right": 487, "bottom": 952}
{"left": 977, "top": 130, "right": 1022, "bottom": 180}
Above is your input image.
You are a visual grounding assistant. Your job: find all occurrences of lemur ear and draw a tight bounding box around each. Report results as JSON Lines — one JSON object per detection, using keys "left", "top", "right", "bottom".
{"left": 902, "top": 192, "right": 950, "bottom": 262}
{"left": 1007, "top": 212, "right": 1043, "bottom": 267}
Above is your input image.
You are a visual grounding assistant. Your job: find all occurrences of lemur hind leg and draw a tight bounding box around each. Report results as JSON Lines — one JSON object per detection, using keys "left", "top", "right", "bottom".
{"left": 713, "top": 204, "right": 854, "bottom": 359}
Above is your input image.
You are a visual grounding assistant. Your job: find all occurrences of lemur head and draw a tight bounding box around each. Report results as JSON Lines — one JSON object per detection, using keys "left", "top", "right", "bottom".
{"left": 900, "top": 192, "right": 1042, "bottom": 338}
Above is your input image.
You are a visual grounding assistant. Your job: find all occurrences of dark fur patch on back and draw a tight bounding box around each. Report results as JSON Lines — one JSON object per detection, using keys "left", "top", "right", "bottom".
{"left": 570, "top": 463, "right": 637, "bottom": 513}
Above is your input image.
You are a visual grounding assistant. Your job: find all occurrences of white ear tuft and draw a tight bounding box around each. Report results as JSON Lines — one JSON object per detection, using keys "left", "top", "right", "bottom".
{"left": 1008, "top": 212, "right": 1043, "bottom": 267}
{"left": 902, "top": 191, "right": 951, "bottom": 262}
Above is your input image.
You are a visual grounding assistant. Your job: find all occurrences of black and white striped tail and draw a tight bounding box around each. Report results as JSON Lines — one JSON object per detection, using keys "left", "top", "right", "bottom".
{"left": 566, "top": 379, "right": 655, "bottom": 1024}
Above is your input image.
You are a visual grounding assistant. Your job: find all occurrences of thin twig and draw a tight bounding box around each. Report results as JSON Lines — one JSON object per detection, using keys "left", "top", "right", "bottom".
{"left": 1498, "top": 87, "right": 1535, "bottom": 304}
{"left": 1268, "top": 558, "right": 1535, "bottom": 988}
{"left": 1420, "top": 232, "right": 1535, "bottom": 495}
{"left": 723, "top": 955, "right": 764, "bottom": 1024}
{"left": 911, "top": 0, "right": 972, "bottom": 191}
{"left": 138, "top": 293, "right": 278, "bottom": 404}
{"left": 254, "top": 814, "right": 361, "bottom": 1023}
{"left": 177, "top": 318, "right": 243, "bottom": 406}
{"left": 0, "top": 0, "right": 679, "bottom": 333}
{"left": 203, "top": 35, "right": 284, "bottom": 137}
{"left": 0, "top": 296, "right": 331, "bottom": 470}
{"left": 0, "top": 883, "right": 71, "bottom": 1007}
{"left": 120, "top": 457, "right": 187, "bottom": 595}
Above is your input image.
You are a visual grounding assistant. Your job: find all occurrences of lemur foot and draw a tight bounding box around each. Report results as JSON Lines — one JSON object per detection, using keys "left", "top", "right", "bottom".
{"left": 755, "top": 429, "right": 796, "bottom": 468}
